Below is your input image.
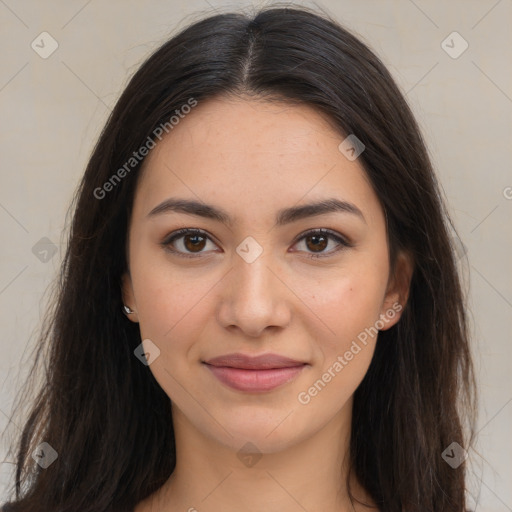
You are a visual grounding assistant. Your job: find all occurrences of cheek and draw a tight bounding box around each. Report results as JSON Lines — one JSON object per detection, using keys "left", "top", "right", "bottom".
{"left": 295, "top": 273, "right": 386, "bottom": 412}
{"left": 129, "top": 245, "right": 216, "bottom": 344}
{"left": 306, "top": 264, "right": 388, "bottom": 349}
{"left": 131, "top": 260, "right": 212, "bottom": 396}
{"left": 137, "top": 277, "right": 212, "bottom": 346}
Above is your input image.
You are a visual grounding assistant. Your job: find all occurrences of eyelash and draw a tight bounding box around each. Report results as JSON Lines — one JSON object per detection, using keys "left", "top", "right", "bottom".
{"left": 161, "top": 228, "right": 352, "bottom": 260}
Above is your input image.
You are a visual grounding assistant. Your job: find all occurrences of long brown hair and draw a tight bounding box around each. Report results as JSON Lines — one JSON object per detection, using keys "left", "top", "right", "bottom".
{"left": 2, "top": 5, "right": 477, "bottom": 511}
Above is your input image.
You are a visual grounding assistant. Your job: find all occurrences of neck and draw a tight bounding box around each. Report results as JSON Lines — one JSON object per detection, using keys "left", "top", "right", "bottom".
{"left": 145, "top": 399, "right": 376, "bottom": 512}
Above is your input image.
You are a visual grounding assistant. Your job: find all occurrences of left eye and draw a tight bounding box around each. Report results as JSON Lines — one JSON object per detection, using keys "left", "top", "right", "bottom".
{"left": 292, "top": 228, "right": 351, "bottom": 258}
{"left": 161, "top": 228, "right": 351, "bottom": 259}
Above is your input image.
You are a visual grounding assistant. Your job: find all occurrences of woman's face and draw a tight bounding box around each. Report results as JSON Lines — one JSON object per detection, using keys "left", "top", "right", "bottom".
{"left": 122, "top": 96, "right": 410, "bottom": 453}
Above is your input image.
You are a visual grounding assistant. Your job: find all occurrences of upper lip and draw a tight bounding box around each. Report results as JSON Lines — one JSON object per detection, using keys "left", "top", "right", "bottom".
{"left": 204, "top": 353, "right": 306, "bottom": 370}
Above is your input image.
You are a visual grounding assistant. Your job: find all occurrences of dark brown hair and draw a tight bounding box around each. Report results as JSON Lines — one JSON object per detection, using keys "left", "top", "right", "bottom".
{"left": 2, "top": 4, "right": 477, "bottom": 511}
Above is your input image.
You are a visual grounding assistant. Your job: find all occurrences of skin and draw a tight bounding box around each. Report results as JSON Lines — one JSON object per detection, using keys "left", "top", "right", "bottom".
{"left": 123, "top": 95, "right": 413, "bottom": 512}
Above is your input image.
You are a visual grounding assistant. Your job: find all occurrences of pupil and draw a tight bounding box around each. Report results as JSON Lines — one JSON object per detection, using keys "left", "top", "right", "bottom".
{"left": 185, "top": 235, "right": 205, "bottom": 251}
{"left": 308, "top": 235, "right": 327, "bottom": 252}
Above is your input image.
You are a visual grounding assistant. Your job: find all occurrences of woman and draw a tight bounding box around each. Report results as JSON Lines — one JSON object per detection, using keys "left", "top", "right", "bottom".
{"left": 2, "top": 5, "right": 477, "bottom": 512}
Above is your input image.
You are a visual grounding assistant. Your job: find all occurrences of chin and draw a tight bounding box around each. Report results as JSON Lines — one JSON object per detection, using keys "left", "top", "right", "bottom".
{"left": 210, "top": 408, "right": 309, "bottom": 453}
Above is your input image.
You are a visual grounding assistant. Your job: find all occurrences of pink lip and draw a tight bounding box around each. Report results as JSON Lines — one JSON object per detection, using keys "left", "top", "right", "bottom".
{"left": 203, "top": 353, "right": 307, "bottom": 392}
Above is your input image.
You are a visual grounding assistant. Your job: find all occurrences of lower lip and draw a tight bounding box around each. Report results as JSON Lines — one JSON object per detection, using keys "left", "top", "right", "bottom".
{"left": 204, "top": 364, "right": 306, "bottom": 392}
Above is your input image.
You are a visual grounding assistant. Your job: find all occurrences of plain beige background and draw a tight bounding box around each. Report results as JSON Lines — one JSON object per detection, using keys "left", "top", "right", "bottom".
{"left": 0, "top": 0, "right": 510, "bottom": 509}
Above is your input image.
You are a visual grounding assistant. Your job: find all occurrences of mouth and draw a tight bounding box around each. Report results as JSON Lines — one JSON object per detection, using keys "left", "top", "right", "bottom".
{"left": 202, "top": 352, "right": 308, "bottom": 392}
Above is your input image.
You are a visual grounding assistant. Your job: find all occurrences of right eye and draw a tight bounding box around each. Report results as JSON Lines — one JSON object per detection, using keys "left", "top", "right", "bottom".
{"left": 161, "top": 228, "right": 219, "bottom": 258}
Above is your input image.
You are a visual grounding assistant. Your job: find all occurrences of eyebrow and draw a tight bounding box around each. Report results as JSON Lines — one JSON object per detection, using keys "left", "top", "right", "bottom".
{"left": 146, "top": 197, "right": 366, "bottom": 226}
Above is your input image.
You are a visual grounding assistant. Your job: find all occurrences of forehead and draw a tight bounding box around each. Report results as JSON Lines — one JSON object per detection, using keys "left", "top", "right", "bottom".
{"left": 142, "top": 95, "right": 342, "bottom": 169}
{"left": 133, "top": 95, "right": 382, "bottom": 228}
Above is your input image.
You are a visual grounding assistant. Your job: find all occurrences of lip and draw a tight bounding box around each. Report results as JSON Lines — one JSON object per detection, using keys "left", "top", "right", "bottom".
{"left": 203, "top": 353, "right": 308, "bottom": 392}
{"left": 204, "top": 352, "right": 306, "bottom": 370}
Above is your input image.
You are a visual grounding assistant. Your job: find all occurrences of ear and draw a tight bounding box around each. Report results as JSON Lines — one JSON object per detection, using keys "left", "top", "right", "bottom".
{"left": 379, "top": 250, "right": 414, "bottom": 330}
{"left": 121, "top": 272, "right": 139, "bottom": 323}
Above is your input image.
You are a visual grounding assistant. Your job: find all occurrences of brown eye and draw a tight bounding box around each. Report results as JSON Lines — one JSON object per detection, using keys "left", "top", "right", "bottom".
{"left": 162, "top": 228, "right": 217, "bottom": 258}
{"left": 293, "top": 229, "right": 351, "bottom": 259}
{"left": 304, "top": 233, "right": 328, "bottom": 253}
{"left": 183, "top": 233, "right": 207, "bottom": 252}
{"left": 162, "top": 227, "right": 352, "bottom": 260}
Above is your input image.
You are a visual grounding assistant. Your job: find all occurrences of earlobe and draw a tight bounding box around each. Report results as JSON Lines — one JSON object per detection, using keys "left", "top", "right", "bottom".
{"left": 121, "top": 272, "right": 139, "bottom": 323}
{"left": 379, "top": 251, "right": 414, "bottom": 330}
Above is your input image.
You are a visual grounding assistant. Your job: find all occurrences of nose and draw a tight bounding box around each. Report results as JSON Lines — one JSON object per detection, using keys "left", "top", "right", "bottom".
{"left": 216, "top": 250, "right": 292, "bottom": 338}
